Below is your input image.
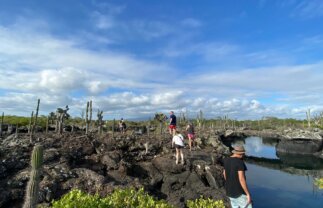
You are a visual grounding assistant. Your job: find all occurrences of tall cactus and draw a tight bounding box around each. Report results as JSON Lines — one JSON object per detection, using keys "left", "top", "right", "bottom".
{"left": 147, "top": 119, "right": 151, "bottom": 137}
{"left": 112, "top": 118, "right": 115, "bottom": 138}
{"left": 85, "top": 101, "right": 89, "bottom": 135}
{"left": 56, "top": 106, "right": 69, "bottom": 135}
{"left": 28, "top": 111, "right": 34, "bottom": 134}
{"left": 45, "top": 115, "right": 49, "bottom": 134}
{"left": 15, "top": 123, "right": 18, "bottom": 138}
{"left": 30, "top": 99, "right": 40, "bottom": 143}
{"left": 97, "top": 109, "right": 103, "bottom": 135}
{"left": 89, "top": 100, "right": 93, "bottom": 129}
{"left": 33, "top": 99, "right": 40, "bottom": 129}
{"left": 0, "top": 112, "right": 4, "bottom": 137}
{"left": 23, "top": 145, "right": 44, "bottom": 208}
{"left": 306, "top": 108, "right": 311, "bottom": 128}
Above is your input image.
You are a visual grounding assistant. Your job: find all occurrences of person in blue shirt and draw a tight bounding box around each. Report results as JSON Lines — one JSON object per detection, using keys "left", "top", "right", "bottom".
{"left": 169, "top": 111, "right": 177, "bottom": 136}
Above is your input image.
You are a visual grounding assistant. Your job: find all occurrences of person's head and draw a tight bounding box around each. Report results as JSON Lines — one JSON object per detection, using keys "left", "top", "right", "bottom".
{"left": 231, "top": 145, "right": 245, "bottom": 158}
{"left": 170, "top": 111, "right": 174, "bottom": 115}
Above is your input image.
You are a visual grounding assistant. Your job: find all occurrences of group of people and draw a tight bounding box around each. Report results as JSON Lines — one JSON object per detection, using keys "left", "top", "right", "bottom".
{"left": 118, "top": 118, "right": 126, "bottom": 134}
{"left": 119, "top": 111, "right": 252, "bottom": 207}
{"left": 169, "top": 111, "right": 196, "bottom": 164}
{"left": 169, "top": 111, "right": 252, "bottom": 208}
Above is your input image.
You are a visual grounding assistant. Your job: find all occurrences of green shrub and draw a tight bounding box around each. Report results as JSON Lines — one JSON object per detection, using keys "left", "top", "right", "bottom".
{"left": 51, "top": 189, "right": 103, "bottom": 208}
{"left": 314, "top": 178, "right": 323, "bottom": 189}
{"left": 186, "top": 196, "right": 225, "bottom": 208}
{"left": 51, "top": 188, "right": 173, "bottom": 208}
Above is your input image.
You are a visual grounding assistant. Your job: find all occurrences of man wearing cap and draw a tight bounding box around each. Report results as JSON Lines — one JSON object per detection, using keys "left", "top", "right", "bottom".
{"left": 223, "top": 145, "right": 252, "bottom": 208}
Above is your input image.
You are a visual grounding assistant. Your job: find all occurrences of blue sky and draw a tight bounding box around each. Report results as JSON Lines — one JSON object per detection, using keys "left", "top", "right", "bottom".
{"left": 1, "top": 0, "right": 323, "bottom": 120}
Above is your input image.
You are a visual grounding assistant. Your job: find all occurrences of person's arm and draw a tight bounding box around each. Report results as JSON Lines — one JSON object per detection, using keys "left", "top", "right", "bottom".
{"left": 238, "top": 170, "right": 252, "bottom": 204}
{"left": 223, "top": 169, "right": 226, "bottom": 180}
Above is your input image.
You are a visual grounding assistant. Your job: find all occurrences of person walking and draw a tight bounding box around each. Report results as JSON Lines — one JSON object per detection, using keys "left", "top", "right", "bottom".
{"left": 119, "top": 118, "right": 126, "bottom": 134}
{"left": 169, "top": 111, "right": 177, "bottom": 136}
{"left": 223, "top": 145, "right": 252, "bottom": 208}
{"left": 186, "top": 122, "right": 195, "bottom": 151}
{"left": 172, "top": 130, "right": 185, "bottom": 165}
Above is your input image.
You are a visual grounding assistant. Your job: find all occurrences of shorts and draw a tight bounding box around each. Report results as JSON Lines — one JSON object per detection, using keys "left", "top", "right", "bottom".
{"left": 229, "top": 194, "right": 252, "bottom": 208}
{"left": 187, "top": 133, "right": 194, "bottom": 140}
{"left": 175, "top": 144, "right": 184, "bottom": 149}
{"left": 169, "top": 125, "right": 176, "bottom": 130}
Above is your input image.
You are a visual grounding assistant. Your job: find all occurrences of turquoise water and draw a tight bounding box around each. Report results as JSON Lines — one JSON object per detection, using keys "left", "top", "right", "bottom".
{"left": 232, "top": 137, "right": 323, "bottom": 208}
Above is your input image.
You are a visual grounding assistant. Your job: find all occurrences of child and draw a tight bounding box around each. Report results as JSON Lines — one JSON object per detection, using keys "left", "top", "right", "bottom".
{"left": 172, "top": 130, "right": 185, "bottom": 165}
{"left": 186, "top": 122, "right": 195, "bottom": 151}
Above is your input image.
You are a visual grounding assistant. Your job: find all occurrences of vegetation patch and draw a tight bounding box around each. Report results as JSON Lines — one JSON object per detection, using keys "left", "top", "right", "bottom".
{"left": 48, "top": 188, "right": 225, "bottom": 208}
{"left": 51, "top": 188, "right": 173, "bottom": 208}
{"left": 314, "top": 178, "right": 323, "bottom": 189}
{"left": 186, "top": 196, "right": 225, "bottom": 208}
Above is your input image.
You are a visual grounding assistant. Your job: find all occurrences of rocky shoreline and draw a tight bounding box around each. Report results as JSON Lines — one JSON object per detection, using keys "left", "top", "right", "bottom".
{"left": 0, "top": 127, "right": 322, "bottom": 207}
{"left": 220, "top": 128, "right": 323, "bottom": 157}
{"left": 0, "top": 131, "right": 231, "bottom": 208}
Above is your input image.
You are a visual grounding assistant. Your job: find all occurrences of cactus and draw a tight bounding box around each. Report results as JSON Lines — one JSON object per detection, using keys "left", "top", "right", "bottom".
{"left": 196, "top": 110, "right": 204, "bottom": 131}
{"left": 56, "top": 106, "right": 70, "bottom": 135}
{"left": 46, "top": 115, "right": 49, "bottom": 134}
{"left": 85, "top": 101, "right": 89, "bottom": 135}
{"left": 23, "top": 145, "right": 44, "bottom": 208}
{"left": 28, "top": 111, "right": 34, "bottom": 134}
{"left": 29, "top": 111, "right": 34, "bottom": 143}
{"left": 112, "top": 118, "right": 115, "bottom": 138}
{"left": 306, "top": 109, "right": 311, "bottom": 128}
{"left": 154, "top": 113, "right": 167, "bottom": 135}
{"left": 33, "top": 99, "right": 40, "bottom": 129}
{"left": 97, "top": 109, "right": 103, "bottom": 135}
{"left": 15, "top": 123, "right": 18, "bottom": 138}
{"left": 30, "top": 99, "right": 40, "bottom": 143}
{"left": 84, "top": 101, "right": 93, "bottom": 135}
{"left": 0, "top": 112, "right": 4, "bottom": 137}
{"left": 147, "top": 119, "right": 151, "bottom": 137}
{"left": 89, "top": 100, "right": 93, "bottom": 129}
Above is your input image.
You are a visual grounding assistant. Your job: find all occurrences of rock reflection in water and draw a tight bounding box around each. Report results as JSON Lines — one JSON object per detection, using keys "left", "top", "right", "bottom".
{"left": 233, "top": 137, "right": 279, "bottom": 159}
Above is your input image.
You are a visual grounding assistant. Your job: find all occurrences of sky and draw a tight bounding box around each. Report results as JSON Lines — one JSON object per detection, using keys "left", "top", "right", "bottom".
{"left": 1, "top": 0, "right": 323, "bottom": 120}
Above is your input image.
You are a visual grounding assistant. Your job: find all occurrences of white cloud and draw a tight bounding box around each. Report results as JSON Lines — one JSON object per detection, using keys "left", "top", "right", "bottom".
{"left": 1, "top": 14, "right": 323, "bottom": 120}
{"left": 181, "top": 18, "right": 202, "bottom": 27}
{"left": 39, "top": 68, "right": 86, "bottom": 92}
{"left": 291, "top": 0, "right": 323, "bottom": 18}
{"left": 0, "top": 19, "right": 174, "bottom": 94}
{"left": 92, "top": 11, "right": 116, "bottom": 30}
{"left": 186, "top": 64, "right": 323, "bottom": 96}
{"left": 161, "top": 41, "right": 238, "bottom": 58}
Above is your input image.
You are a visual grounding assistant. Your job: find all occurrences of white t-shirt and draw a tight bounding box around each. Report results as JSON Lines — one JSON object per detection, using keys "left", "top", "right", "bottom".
{"left": 172, "top": 134, "right": 184, "bottom": 146}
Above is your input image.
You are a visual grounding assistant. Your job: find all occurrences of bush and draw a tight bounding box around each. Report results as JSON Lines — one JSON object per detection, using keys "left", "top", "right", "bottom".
{"left": 51, "top": 188, "right": 173, "bottom": 208}
{"left": 186, "top": 196, "right": 225, "bottom": 208}
{"left": 314, "top": 178, "right": 323, "bottom": 189}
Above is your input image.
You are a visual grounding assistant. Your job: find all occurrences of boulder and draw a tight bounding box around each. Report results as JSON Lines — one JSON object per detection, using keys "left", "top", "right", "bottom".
{"left": 152, "top": 156, "right": 186, "bottom": 174}
{"left": 276, "top": 138, "right": 323, "bottom": 154}
{"left": 100, "top": 151, "right": 121, "bottom": 170}
{"left": 205, "top": 136, "right": 221, "bottom": 148}
{"left": 282, "top": 129, "right": 322, "bottom": 140}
